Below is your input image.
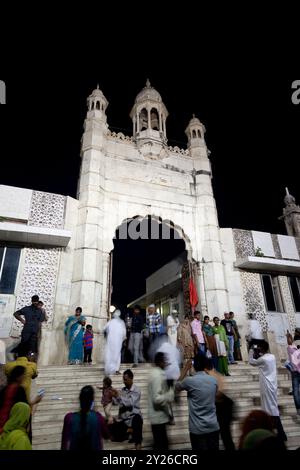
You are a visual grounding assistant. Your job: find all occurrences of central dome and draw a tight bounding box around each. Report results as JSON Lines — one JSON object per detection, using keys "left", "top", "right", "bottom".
{"left": 135, "top": 79, "right": 163, "bottom": 104}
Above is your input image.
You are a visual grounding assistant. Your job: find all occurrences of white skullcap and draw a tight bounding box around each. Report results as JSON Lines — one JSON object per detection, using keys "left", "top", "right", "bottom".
{"left": 148, "top": 304, "right": 155, "bottom": 309}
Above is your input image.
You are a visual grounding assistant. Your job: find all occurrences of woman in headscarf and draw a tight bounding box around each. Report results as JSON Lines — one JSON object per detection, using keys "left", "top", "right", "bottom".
{"left": 64, "top": 307, "right": 86, "bottom": 365}
{"left": 212, "top": 317, "right": 230, "bottom": 376}
{"left": 104, "top": 310, "right": 126, "bottom": 376}
{"left": 0, "top": 365, "right": 42, "bottom": 439}
{"left": 61, "top": 385, "right": 109, "bottom": 450}
{"left": 202, "top": 316, "right": 218, "bottom": 370}
{"left": 177, "top": 315, "right": 194, "bottom": 371}
{"left": 0, "top": 366, "right": 28, "bottom": 434}
{"left": 0, "top": 402, "right": 32, "bottom": 450}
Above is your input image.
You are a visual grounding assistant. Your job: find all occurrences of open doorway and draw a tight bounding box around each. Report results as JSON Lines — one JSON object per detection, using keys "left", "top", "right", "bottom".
{"left": 109, "top": 216, "right": 190, "bottom": 362}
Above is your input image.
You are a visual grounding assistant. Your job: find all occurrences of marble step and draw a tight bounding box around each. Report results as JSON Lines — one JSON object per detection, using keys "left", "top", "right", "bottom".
{"left": 32, "top": 424, "right": 300, "bottom": 448}
{"left": 32, "top": 414, "right": 300, "bottom": 438}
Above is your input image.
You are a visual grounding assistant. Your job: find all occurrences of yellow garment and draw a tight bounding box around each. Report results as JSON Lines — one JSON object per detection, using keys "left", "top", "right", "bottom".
{"left": 0, "top": 402, "right": 32, "bottom": 450}
{"left": 5, "top": 357, "right": 37, "bottom": 402}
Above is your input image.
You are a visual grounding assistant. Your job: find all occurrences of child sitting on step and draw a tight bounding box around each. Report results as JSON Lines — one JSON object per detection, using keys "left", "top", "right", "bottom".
{"left": 98, "top": 377, "right": 115, "bottom": 425}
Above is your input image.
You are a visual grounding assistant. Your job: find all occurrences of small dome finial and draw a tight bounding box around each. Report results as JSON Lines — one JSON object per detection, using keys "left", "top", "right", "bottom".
{"left": 146, "top": 79, "right": 151, "bottom": 88}
{"left": 96, "top": 83, "right": 99, "bottom": 89}
{"left": 192, "top": 113, "right": 195, "bottom": 118}
{"left": 285, "top": 187, "right": 290, "bottom": 196}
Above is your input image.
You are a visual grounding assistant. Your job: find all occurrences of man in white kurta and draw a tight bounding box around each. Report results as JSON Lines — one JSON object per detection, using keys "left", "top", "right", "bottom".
{"left": 249, "top": 341, "right": 287, "bottom": 442}
{"left": 167, "top": 311, "right": 179, "bottom": 347}
{"left": 104, "top": 310, "right": 126, "bottom": 376}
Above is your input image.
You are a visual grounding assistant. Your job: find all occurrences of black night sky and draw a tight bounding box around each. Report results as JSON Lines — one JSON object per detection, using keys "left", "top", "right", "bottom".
{"left": 1, "top": 19, "right": 299, "bottom": 310}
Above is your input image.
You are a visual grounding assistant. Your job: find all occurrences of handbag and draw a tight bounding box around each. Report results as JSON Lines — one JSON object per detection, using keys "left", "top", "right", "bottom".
{"left": 206, "top": 350, "right": 212, "bottom": 359}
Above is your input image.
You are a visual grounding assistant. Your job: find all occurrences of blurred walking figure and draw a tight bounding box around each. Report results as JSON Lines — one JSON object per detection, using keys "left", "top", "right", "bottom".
{"left": 286, "top": 330, "right": 300, "bottom": 416}
{"left": 176, "top": 355, "right": 219, "bottom": 451}
{"left": 205, "top": 359, "right": 235, "bottom": 450}
{"left": 104, "top": 310, "right": 126, "bottom": 376}
{"left": 249, "top": 340, "right": 287, "bottom": 442}
{"left": 148, "top": 352, "right": 174, "bottom": 450}
{"left": 167, "top": 310, "right": 179, "bottom": 347}
{"left": 156, "top": 334, "right": 181, "bottom": 423}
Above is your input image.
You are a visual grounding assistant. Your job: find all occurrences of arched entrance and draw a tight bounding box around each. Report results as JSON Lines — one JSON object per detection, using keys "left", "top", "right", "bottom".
{"left": 106, "top": 215, "right": 199, "bottom": 362}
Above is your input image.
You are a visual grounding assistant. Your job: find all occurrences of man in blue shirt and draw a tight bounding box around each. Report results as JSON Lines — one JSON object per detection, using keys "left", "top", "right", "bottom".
{"left": 176, "top": 354, "right": 220, "bottom": 450}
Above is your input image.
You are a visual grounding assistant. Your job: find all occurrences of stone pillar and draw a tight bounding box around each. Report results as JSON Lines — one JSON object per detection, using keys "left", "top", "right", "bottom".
{"left": 71, "top": 98, "right": 108, "bottom": 364}
{"left": 195, "top": 261, "right": 208, "bottom": 316}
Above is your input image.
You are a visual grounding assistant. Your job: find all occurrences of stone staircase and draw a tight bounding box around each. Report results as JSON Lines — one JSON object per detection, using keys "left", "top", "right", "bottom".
{"left": 31, "top": 363, "right": 300, "bottom": 450}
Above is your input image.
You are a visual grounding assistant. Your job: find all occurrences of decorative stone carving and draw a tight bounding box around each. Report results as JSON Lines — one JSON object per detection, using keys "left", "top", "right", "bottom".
{"left": 10, "top": 248, "right": 61, "bottom": 337}
{"left": 233, "top": 229, "right": 255, "bottom": 258}
{"left": 278, "top": 276, "right": 296, "bottom": 332}
{"left": 271, "top": 234, "right": 282, "bottom": 258}
{"left": 240, "top": 272, "right": 268, "bottom": 331}
{"left": 28, "top": 191, "right": 66, "bottom": 229}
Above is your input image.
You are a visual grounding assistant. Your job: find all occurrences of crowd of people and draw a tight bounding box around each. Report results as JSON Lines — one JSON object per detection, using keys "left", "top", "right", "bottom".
{"left": 0, "top": 295, "right": 299, "bottom": 451}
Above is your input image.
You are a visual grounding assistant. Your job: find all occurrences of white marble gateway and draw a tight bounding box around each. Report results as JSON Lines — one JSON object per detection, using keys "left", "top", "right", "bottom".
{"left": 0, "top": 82, "right": 300, "bottom": 364}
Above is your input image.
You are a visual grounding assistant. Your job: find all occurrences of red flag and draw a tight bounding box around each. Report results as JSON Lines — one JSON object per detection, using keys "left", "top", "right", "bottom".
{"left": 189, "top": 278, "right": 199, "bottom": 312}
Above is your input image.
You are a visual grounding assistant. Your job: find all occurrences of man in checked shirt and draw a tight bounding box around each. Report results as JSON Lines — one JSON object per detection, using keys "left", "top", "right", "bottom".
{"left": 146, "top": 304, "right": 161, "bottom": 348}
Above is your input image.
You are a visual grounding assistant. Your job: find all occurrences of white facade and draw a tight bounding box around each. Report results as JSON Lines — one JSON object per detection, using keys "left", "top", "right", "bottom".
{"left": 1, "top": 82, "right": 300, "bottom": 364}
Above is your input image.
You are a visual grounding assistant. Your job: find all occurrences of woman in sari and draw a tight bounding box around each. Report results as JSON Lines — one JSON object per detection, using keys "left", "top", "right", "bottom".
{"left": 229, "top": 312, "right": 243, "bottom": 361}
{"left": 64, "top": 307, "right": 86, "bottom": 365}
{"left": 212, "top": 317, "right": 230, "bottom": 376}
{"left": 0, "top": 402, "right": 32, "bottom": 450}
{"left": 202, "top": 316, "right": 218, "bottom": 370}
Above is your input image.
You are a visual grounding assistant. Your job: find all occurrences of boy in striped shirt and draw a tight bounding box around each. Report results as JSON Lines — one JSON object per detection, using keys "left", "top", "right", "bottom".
{"left": 83, "top": 324, "right": 94, "bottom": 365}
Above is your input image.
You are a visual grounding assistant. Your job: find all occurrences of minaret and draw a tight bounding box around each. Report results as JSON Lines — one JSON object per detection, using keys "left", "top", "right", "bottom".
{"left": 130, "top": 79, "right": 168, "bottom": 147}
{"left": 280, "top": 188, "right": 300, "bottom": 237}
{"left": 185, "top": 114, "right": 207, "bottom": 159}
{"left": 71, "top": 85, "right": 109, "bottom": 361}
{"left": 185, "top": 115, "right": 229, "bottom": 316}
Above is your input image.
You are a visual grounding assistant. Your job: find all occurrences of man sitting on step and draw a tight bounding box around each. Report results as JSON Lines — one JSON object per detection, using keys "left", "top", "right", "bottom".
{"left": 109, "top": 369, "right": 143, "bottom": 450}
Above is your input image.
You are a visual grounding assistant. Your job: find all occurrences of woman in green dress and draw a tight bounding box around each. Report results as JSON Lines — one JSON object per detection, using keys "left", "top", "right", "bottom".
{"left": 212, "top": 317, "right": 230, "bottom": 376}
